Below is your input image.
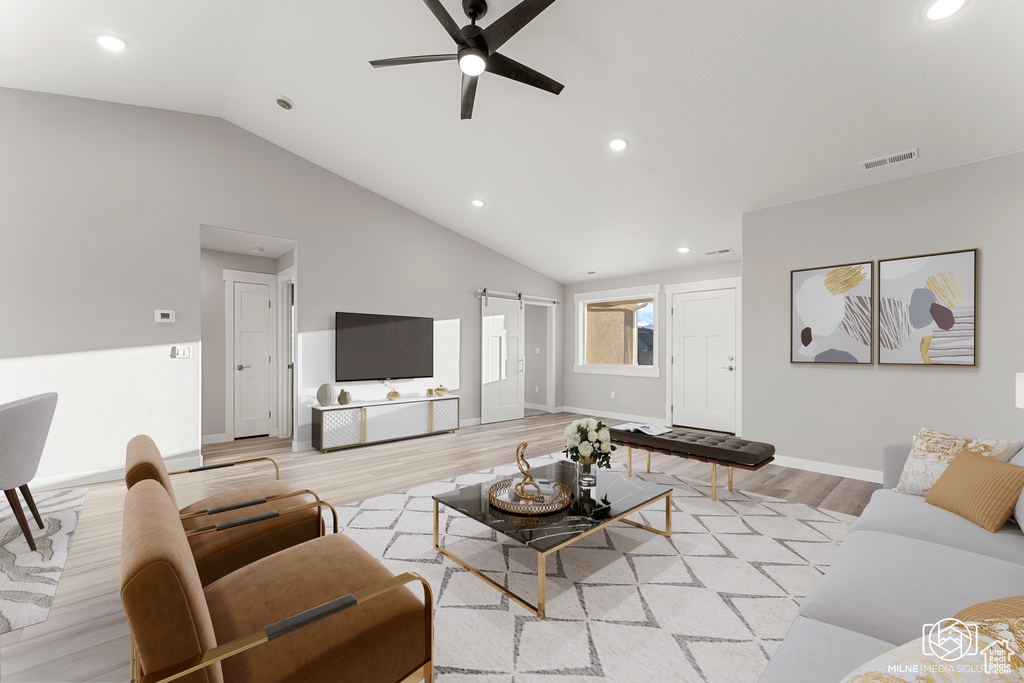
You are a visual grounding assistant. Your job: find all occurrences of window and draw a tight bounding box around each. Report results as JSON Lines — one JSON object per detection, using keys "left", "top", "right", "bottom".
{"left": 574, "top": 286, "right": 660, "bottom": 377}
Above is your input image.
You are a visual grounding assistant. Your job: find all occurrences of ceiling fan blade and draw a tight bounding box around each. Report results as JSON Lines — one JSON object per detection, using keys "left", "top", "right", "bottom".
{"left": 370, "top": 54, "right": 457, "bottom": 68}
{"left": 482, "top": 0, "right": 557, "bottom": 53}
{"left": 485, "top": 52, "right": 563, "bottom": 95}
{"left": 422, "top": 0, "right": 470, "bottom": 47}
{"left": 461, "top": 73, "right": 479, "bottom": 120}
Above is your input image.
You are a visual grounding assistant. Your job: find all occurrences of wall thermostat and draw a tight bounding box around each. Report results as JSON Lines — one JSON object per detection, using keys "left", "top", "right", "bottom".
{"left": 155, "top": 310, "right": 175, "bottom": 323}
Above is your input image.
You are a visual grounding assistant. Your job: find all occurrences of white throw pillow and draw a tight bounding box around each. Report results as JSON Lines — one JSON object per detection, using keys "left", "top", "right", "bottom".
{"left": 895, "top": 428, "right": 1022, "bottom": 497}
{"left": 840, "top": 618, "right": 1024, "bottom": 682}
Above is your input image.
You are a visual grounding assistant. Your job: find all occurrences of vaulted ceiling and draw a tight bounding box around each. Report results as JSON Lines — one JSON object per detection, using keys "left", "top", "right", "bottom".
{"left": 2, "top": 1, "right": 1022, "bottom": 282}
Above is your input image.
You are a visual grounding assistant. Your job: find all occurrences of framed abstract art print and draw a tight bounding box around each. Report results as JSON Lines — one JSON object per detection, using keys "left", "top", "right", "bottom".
{"left": 791, "top": 261, "right": 873, "bottom": 364}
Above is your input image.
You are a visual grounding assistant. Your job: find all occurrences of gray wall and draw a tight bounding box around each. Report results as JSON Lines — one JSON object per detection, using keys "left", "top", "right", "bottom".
{"left": 0, "top": 86, "right": 563, "bottom": 480}
{"left": 524, "top": 304, "right": 548, "bottom": 406}
{"left": 743, "top": 151, "right": 1024, "bottom": 476}
{"left": 563, "top": 261, "right": 742, "bottom": 420}
{"left": 200, "top": 249, "right": 281, "bottom": 437}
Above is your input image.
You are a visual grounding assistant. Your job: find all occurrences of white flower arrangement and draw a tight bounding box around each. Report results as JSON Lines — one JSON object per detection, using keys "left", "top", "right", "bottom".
{"left": 563, "top": 418, "right": 616, "bottom": 469}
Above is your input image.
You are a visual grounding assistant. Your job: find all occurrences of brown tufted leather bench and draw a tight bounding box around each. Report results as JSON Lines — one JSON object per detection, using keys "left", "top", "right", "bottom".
{"left": 609, "top": 428, "right": 775, "bottom": 500}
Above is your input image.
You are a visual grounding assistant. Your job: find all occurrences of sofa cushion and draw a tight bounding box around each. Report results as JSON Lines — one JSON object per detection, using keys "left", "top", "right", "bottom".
{"left": 840, "top": 618, "right": 1024, "bottom": 682}
{"left": 798, "top": 530, "right": 1024, "bottom": 646}
{"left": 757, "top": 616, "right": 896, "bottom": 683}
{"left": 955, "top": 595, "right": 1024, "bottom": 622}
{"left": 848, "top": 489, "right": 1024, "bottom": 565}
{"left": 925, "top": 449, "right": 1024, "bottom": 532}
{"left": 895, "top": 428, "right": 1021, "bottom": 497}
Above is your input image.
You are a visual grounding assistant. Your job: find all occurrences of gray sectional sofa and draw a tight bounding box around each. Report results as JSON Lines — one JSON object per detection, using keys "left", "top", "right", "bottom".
{"left": 759, "top": 442, "right": 1024, "bottom": 682}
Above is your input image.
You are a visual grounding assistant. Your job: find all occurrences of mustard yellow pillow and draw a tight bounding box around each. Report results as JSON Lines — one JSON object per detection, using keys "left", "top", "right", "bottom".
{"left": 955, "top": 596, "right": 1024, "bottom": 623}
{"left": 896, "top": 428, "right": 1022, "bottom": 497}
{"left": 925, "top": 450, "right": 1024, "bottom": 532}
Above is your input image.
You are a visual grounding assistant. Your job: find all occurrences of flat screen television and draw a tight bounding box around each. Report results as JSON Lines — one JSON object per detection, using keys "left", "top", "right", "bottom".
{"left": 335, "top": 312, "right": 433, "bottom": 382}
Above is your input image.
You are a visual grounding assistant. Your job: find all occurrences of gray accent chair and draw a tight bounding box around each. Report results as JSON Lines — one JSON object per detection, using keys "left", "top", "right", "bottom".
{"left": 0, "top": 393, "right": 58, "bottom": 551}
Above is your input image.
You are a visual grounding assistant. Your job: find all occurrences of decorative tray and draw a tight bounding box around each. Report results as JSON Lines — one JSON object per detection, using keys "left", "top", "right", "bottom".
{"left": 488, "top": 478, "right": 571, "bottom": 516}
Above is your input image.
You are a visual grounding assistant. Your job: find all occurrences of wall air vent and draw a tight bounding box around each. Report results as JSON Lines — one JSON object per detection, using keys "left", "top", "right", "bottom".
{"left": 860, "top": 148, "right": 919, "bottom": 171}
{"left": 705, "top": 248, "right": 734, "bottom": 256}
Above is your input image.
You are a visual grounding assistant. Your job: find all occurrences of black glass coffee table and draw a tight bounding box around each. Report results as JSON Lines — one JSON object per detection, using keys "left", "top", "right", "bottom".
{"left": 432, "top": 460, "right": 672, "bottom": 618}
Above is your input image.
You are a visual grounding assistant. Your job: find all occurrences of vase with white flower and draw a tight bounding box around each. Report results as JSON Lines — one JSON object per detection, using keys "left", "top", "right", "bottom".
{"left": 563, "top": 418, "right": 616, "bottom": 487}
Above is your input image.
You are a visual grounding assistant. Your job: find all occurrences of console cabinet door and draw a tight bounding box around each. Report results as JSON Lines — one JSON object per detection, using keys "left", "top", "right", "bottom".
{"left": 365, "top": 401, "right": 430, "bottom": 443}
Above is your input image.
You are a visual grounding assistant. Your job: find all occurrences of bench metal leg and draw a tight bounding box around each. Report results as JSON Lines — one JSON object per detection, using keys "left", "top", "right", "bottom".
{"left": 711, "top": 463, "right": 717, "bottom": 501}
{"left": 728, "top": 465, "right": 733, "bottom": 492}
{"left": 647, "top": 449, "right": 651, "bottom": 473}
{"left": 627, "top": 446, "right": 632, "bottom": 477}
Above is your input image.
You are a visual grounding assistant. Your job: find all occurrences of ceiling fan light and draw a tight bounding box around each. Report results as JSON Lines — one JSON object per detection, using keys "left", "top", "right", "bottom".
{"left": 925, "top": 0, "right": 965, "bottom": 20}
{"left": 459, "top": 49, "right": 487, "bottom": 76}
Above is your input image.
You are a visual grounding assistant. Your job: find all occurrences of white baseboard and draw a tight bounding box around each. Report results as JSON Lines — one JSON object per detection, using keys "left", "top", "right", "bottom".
{"left": 561, "top": 405, "right": 666, "bottom": 426}
{"left": 771, "top": 455, "right": 882, "bottom": 484}
{"left": 202, "top": 432, "right": 230, "bottom": 445}
{"left": 524, "top": 402, "right": 547, "bottom": 412}
{"left": 293, "top": 440, "right": 313, "bottom": 453}
{"left": 460, "top": 418, "right": 482, "bottom": 428}
{"left": 30, "top": 451, "right": 203, "bottom": 491}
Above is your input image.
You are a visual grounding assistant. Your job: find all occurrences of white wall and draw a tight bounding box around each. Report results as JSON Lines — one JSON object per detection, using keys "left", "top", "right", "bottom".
{"left": 743, "top": 151, "right": 1024, "bottom": 481}
{"left": 562, "top": 262, "right": 742, "bottom": 422}
{"left": 0, "top": 86, "right": 563, "bottom": 485}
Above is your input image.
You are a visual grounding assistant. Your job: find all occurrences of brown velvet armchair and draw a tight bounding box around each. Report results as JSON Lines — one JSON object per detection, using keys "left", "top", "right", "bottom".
{"left": 121, "top": 479, "right": 433, "bottom": 683}
{"left": 125, "top": 435, "right": 331, "bottom": 585}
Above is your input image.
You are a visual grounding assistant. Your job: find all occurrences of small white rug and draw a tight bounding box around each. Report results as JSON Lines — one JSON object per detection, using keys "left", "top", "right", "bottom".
{"left": 0, "top": 488, "right": 88, "bottom": 634}
{"left": 338, "top": 456, "right": 856, "bottom": 683}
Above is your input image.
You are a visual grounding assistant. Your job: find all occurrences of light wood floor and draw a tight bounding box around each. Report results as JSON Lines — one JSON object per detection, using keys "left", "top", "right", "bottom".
{"left": 0, "top": 412, "right": 880, "bottom": 682}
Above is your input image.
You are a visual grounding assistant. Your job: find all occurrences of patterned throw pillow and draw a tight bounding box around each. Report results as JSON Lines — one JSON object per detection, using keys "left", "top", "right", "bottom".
{"left": 955, "top": 596, "right": 1024, "bottom": 623}
{"left": 895, "top": 428, "right": 1022, "bottom": 497}
{"left": 840, "top": 618, "right": 1024, "bottom": 682}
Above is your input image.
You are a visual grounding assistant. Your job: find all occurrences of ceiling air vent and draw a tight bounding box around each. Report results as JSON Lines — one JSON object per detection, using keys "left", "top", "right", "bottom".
{"left": 705, "top": 248, "right": 734, "bottom": 256}
{"left": 860, "top": 148, "right": 919, "bottom": 171}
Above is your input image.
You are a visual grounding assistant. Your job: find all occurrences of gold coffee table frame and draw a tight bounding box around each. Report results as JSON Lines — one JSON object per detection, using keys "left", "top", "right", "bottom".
{"left": 433, "top": 488, "right": 671, "bottom": 619}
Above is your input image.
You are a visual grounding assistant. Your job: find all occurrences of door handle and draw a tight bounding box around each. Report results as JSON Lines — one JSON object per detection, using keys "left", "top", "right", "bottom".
{"left": 721, "top": 365, "right": 735, "bottom": 371}
{"left": 235, "top": 364, "right": 251, "bottom": 371}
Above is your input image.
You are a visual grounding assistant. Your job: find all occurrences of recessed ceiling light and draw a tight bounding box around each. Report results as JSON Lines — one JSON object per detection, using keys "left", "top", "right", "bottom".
{"left": 925, "top": 0, "right": 965, "bottom": 20}
{"left": 471, "top": 199, "right": 485, "bottom": 208}
{"left": 609, "top": 138, "right": 629, "bottom": 152}
{"left": 96, "top": 34, "right": 126, "bottom": 51}
{"left": 276, "top": 97, "right": 294, "bottom": 110}
{"left": 677, "top": 247, "right": 691, "bottom": 254}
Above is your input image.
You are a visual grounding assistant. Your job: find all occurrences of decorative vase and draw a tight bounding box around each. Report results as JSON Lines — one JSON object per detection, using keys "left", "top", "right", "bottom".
{"left": 316, "top": 383, "right": 334, "bottom": 407}
{"left": 435, "top": 385, "right": 449, "bottom": 397}
{"left": 577, "top": 456, "right": 597, "bottom": 488}
{"left": 337, "top": 389, "right": 352, "bottom": 405}
{"left": 387, "top": 390, "right": 401, "bottom": 401}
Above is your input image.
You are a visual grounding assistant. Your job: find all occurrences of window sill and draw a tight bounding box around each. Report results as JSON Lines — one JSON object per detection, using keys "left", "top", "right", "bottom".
{"left": 573, "top": 364, "right": 661, "bottom": 378}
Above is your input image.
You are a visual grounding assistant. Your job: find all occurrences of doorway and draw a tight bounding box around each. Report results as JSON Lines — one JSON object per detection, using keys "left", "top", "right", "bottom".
{"left": 524, "top": 301, "right": 556, "bottom": 416}
{"left": 480, "top": 295, "right": 525, "bottom": 424}
{"left": 666, "top": 278, "right": 742, "bottom": 435}
{"left": 199, "top": 226, "right": 298, "bottom": 445}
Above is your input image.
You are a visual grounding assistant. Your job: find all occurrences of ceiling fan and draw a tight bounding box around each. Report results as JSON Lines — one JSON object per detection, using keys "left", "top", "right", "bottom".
{"left": 370, "top": 0, "right": 563, "bottom": 119}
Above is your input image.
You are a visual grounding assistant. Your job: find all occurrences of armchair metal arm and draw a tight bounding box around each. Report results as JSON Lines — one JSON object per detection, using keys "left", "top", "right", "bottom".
{"left": 184, "top": 500, "right": 340, "bottom": 536}
{"left": 137, "top": 572, "right": 434, "bottom": 683}
{"left": 168, "top": 456, "right": 281, "bottom": 481}
{"left": 179, "top": 489, "right": 321, "bottom": 521}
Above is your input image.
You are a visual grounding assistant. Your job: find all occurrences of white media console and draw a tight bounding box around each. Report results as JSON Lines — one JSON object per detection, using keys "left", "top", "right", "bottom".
{"left": 312, "top": 395, "right": 460, "bottom": 453}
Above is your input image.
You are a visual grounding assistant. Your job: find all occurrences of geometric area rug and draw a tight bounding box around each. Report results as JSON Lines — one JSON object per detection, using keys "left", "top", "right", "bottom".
{"left": 337, "top": 455, "right": 856, "bottom": 683}
{"left": 0, "top": 487, "right": 88, "bottom": 634}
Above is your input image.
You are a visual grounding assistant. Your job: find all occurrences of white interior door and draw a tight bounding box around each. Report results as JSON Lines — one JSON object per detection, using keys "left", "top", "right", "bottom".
{"left": 234, "top": 281, "right": 272, "bottom": 437}
{"left": 480, "top": 296, "right": 525, "bottom": 424}
{"left": 672, "top": 289, "right": 737, "bottom": 432}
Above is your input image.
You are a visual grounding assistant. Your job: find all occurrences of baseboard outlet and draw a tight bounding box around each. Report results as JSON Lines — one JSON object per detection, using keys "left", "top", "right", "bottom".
{"left": 30, "top": 451, "right": 203, "bottom": 491}
{"left": 460, "top": 418, "right": 482, "bottom": 428}
{"left": 202, "top": 432, "right": 230, "bottom": 445}
{"left": 771, "top": 455, "right": 882, "bottom": 484}
{"left": 293, "top": 440, "right": 313, "bottom": 453}
{"left": 561, "top": 406, "right": 667, "bottom": 426}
